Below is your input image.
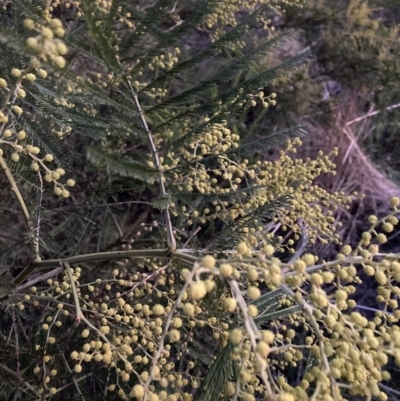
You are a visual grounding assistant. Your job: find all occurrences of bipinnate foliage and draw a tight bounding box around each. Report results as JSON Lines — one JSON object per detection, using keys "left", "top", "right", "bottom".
{"left": 1, "top": 1, "right": 400, "bottom": 401}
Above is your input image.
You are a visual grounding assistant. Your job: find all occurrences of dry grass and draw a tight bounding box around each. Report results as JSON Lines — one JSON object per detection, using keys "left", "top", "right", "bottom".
{"left": 297, "top": 90, "right": 400, "bottom": 257}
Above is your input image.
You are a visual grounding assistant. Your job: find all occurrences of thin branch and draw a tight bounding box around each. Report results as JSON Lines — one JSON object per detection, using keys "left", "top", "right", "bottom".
{"left": 121, "top": 65, "right": 176, "bottom": 253}
{"left": 11, "top": 248, "right": 197, "bottom": 292}
{"left": 33, "top": 170, "right": 44, "bottom": 258}
{"left": 64, "top": 261, "right": 84, "bottom": 322}
{"left": 32, "top": 248, "right": 170, "bottom": 269}
{"left": 0, "top": 363, "right": 36, "bottom": 393}
{"left": 0, "top": 155, "right": 38, "bottom": 257}
{"left": 346, "top": 102, "right": 400, "bottom": 126}
{"left": 14, "top": 267, "right": 64, "bottom": 291}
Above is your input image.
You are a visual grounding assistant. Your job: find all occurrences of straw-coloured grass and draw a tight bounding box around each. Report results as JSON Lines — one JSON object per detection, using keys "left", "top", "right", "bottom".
{"left": 296, "top": 90, "right": 400, "bottom": 257}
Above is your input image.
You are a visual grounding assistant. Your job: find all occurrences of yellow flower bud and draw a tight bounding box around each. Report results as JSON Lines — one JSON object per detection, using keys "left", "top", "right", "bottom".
{"left": 54, "top": 27, "right": 65, "bottom": 37}
{"left": 302, "top": 253, "right": 316, "bottom": 266}
{"left": 25, "top": 73, "right": 36, "bottom": 82}
{"left": 11, "top": 68, "right": 22, "bottom": 77}
{"left": 368, "top": 215, "right": 378, "bottom": 224}
{"left": 278, "top": 393, "right": 295, "bottom": 401}
{"left": 11, "top": 105, "right": 23, "bottom": 115}
{"left": 172, "top": 317, "right": 182, "bottom": 328}
{"left": 41, "top": 27, "right": 54, "bottom": 39}
{"left": 335, "top": 290, "right": 347, "bottom": 302}
{"left": 38, "top": 69, "right": 48, "bottom": 78}
{"left": 263, "top": 244, "right": 275, "bottom": 256}
{"left": 376, "top": 233, "right": 387, "bottom": 244}
{"left": 219, "top": 263, "right": 233, "bottom": 277}
{"left": 201, "top": 255, "right": 216, "bottom": 268}
{"left": 100, "top": 326, "right": 110, "bottom": 334}
{"left": 53, "top": 56, "right": 66, "bottom": 68}
{"left": 237, "top": 242, "right": 249, "bottom": 255}
{"left": 223, "top": 297, "right": 237, "bottom": 312}
{"left": 17, "top": 88, "right": 26, "bottom": 98}
{"left": 375, "top": 270, "right": 387, "bottom": 285}
{"left": 248, "top": 304, "right": 258, "bottom": 317}
{"left": 390, "top": 197, "right": 400, "bottom": 207}
{"left": 229, "top": 328, "right": 242, "bottom": 343}
{"left": 81, "top": 329, "right": 90, "bottom": 338}
{"left": 247, "top": 286, "right": 261, "bottom": 299}
{"left": 189, "top": 281, "right": 207, "bottom": 301}
{"left": 183, "top": 303, "right": 195, "bottom": 316}
{"left": 50, "top": 19, "right": 63, "bottom": 29}
{"left": 310, "top": 273, "right": 323, "bottom": 286}
{"left": 0, "top": 111, "right": 8, "bottom": 123}
{"left": 11, "top": 153, "right": 20, "bottom": 162}
{"left": 74, "top": 364, "right": 82, "bottom": 373}
{"left": 256, "top": 341, "right": 270, "bottom": 357}
{"left": 168, "top": 329, "right": 181, "bottom": 342}
{"left": 56, "top": 41, "right": 68, "bottom": 55}
{"left": 26, "top": 37, "right": 39, "bottom": 49}
{"left": 152, "top": 304, "right": 165, "bottom": 315}
{"left": 23, "top": 19, "right": 35, "bottom": 30}
{"left": 130, "top": 384, "right": 144, "bottom": 400}
{"left": 16, "top": 130, "right": 26, "bottom": 140}
{"left": 261, "top": 330, "right": 275, "bottom": 344}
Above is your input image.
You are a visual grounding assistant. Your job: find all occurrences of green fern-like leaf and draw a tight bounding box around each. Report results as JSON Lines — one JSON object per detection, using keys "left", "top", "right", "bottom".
{"left": 254, "top": 304, "right": 302, "bottom": 325}
{"left": 248, "top": 288, "right": 285, "bottom": 311}
{"left": 143, "top": 4, "right": 280, "bottom": 95}
{"left": 87, "top": 147, "right": 158, "bottom": 184}
{"left": 193, "top": 341, "right": 236, "bottom": 401}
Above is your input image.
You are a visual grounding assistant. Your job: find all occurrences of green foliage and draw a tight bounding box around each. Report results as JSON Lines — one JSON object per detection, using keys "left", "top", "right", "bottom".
{"left": 193, "top": 341, "right": 237, "bottom": 401}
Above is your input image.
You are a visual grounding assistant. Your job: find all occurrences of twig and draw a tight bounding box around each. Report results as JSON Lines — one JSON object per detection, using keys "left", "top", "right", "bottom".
{"left": 33, "top": 374, "right": 90, "bottom": 401}
{"left": 14, "top": 267, "right": 64, "bottom": 291}
{"left": 31, "top": 248, "right": 170, "bottom": 269}
{"left": 121, "top": 65, "right": 176, "bottom": 253}
{"left": 33, "top": 170, "right": 44, "bottom": 260}
{"left": 0, "top": 155, "right": 38, "bottom": 257}
{"left": 288, "top": 218, "right": 309, "bottom": 264}
{"left": 379, "top": 383, "right": 400, "bottom": 398}
{"left": 11, "top": 248, "right": 198, "bottom": 294}
{"left": 60, "top": 353, "right": 86, "bottom": 401}
{"left": 63, "top": 261, "right": 84, "bottom": 322}
{"left": 0, "top": 363, "right": 36, "bottom": 393}
{"left": 104, "top": 201, "right": 123, "bottom": 238}
{"left": 183, "top": 227, "right": 201, "bottom": 248}
{"left": 346, "top": 102, "right": 400, "bottom": 126}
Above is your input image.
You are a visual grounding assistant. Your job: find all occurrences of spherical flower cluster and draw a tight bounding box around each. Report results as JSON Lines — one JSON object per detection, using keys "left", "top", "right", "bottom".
{"left": 24, "top": 18, "right": 67, "bottom": 68}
